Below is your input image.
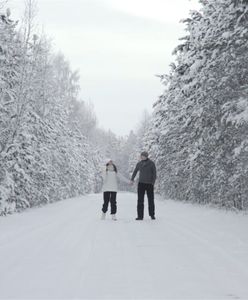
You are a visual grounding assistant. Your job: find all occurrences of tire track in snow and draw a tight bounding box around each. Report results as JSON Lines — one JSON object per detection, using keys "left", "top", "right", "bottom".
{"left": 0, "top": 197, "right": 95, "bottom": 298}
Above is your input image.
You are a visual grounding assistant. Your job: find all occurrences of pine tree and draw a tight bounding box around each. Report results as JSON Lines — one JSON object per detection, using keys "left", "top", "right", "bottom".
{"left": 147, "top": 0, "right": 248, "bottom": 209}
{"left": 0, "top": 4, "right": 103, "bottom": 215}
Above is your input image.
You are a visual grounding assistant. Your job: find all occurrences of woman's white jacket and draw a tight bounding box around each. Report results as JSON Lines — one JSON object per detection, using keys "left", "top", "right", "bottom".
{"left": 102, "top": 170, "right": 118, "bottom": 192}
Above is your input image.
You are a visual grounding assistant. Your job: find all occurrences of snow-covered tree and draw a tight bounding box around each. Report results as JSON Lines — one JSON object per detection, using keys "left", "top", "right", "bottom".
{"left": 147, "top": 0, "right": 248, "bottom": 210}
{"left": 0, "top": 3, "right": 102, "bottom": 215}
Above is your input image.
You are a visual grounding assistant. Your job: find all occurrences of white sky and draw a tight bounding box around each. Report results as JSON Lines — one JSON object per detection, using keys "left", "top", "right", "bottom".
{"left": 7, "top": 0, "right": 201, "bottom": 136}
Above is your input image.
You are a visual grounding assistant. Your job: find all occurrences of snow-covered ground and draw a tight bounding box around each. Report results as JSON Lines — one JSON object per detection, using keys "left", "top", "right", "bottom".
{"left": 0, "top": 193, "right": 248, "bottom": 299}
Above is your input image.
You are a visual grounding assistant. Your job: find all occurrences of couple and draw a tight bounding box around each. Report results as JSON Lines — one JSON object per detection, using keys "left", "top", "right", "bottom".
{"left": 101, "top": 151, "right": 157, "bottom": 221}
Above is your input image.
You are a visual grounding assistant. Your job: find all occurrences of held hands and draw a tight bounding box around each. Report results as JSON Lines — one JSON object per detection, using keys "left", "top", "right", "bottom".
{"left": 130, "top": 180, "right": 134, "bottom": 185}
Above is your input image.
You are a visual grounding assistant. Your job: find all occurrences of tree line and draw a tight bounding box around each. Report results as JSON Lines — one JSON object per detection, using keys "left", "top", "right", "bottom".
{"left": 141, "top": 0, "right": 248, "bottom": 210}
{"left": 0, "top": 1, "right": 107, "bottom": 215}
{"left": 1, "top": 0, "right": 248, "bottom": 214}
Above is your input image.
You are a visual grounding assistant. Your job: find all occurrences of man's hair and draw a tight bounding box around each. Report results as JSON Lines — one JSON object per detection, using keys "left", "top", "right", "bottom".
{"left": 141, "top": 151, "right": 149, "bottom": 158}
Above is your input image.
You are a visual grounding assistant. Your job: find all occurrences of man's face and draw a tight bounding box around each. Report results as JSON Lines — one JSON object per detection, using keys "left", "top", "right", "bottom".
{"left": 140, "top": 155, "right": 147, "bottom": 160}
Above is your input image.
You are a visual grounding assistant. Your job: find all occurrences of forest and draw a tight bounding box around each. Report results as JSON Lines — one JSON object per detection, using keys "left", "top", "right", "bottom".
{"left": 1, "top": 0, "right": 248, "bottom": 215}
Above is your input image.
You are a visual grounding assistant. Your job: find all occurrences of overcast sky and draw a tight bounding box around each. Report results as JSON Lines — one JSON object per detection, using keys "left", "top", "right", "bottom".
{"left": 8, "top": 0, "right": 200, "bottom": 136}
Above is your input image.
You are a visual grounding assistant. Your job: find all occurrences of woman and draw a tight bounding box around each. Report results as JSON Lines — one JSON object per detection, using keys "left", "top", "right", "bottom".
{"left": 101, "top": 159, "right": 118, "bottom": 221}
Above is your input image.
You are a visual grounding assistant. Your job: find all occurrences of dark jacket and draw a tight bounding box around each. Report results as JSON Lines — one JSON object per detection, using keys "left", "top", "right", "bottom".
{"left": 131, "top": 159, "right": 157, "bottom": 185}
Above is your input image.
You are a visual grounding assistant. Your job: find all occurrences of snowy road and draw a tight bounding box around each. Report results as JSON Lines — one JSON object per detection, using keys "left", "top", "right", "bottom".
{"left": 0, "top": 193, "right": 248, "bottom": 299}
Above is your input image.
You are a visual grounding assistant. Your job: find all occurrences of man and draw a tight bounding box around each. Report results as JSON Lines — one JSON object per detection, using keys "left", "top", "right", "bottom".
{"left": 130, "top": 151, "right": 157, "bottom": 220}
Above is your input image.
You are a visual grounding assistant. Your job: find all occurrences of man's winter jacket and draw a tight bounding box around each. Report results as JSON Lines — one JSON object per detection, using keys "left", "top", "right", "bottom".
{"left": 131, "top": 159, "right": 157, "bottom": 185}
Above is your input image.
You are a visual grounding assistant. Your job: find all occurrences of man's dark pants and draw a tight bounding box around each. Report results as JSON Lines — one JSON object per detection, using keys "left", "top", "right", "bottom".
{"left": 137, "top": 183, "right": 155, "bottom": 219}
{"left": 102, "top": 191, "right": 117, "bottom": 214}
